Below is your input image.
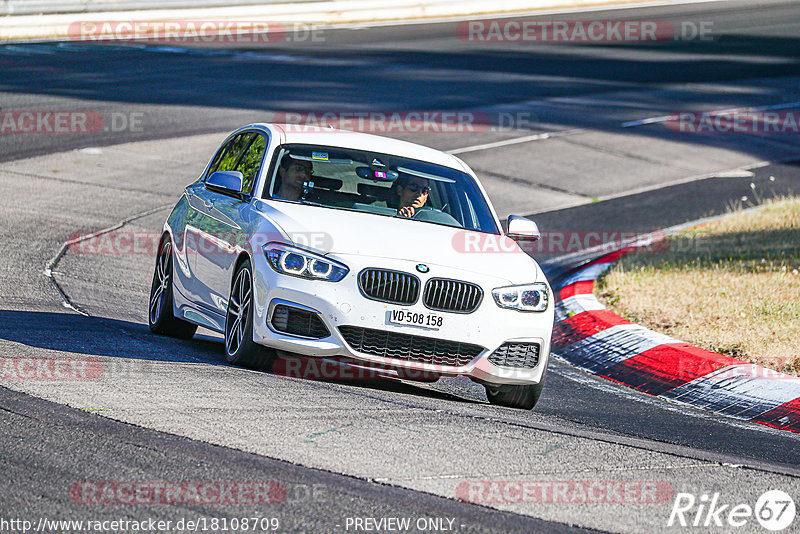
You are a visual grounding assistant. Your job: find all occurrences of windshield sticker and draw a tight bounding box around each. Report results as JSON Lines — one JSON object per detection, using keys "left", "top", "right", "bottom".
{"left": 312, "top": 151, "right": 329, "bottom": 161}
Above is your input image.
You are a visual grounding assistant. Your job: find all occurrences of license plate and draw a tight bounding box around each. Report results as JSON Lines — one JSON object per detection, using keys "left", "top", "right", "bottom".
{"left": 386, "top": 309, "right": 443, "bottom": 330}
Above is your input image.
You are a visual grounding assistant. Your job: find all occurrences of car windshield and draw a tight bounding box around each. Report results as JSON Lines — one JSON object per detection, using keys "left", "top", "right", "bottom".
{"left": 263, "top": 144, "right": 499, "bottom": 234}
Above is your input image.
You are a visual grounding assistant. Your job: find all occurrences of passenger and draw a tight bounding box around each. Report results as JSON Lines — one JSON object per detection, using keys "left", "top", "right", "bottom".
{"left": 274, "top": 155, "right": 313, "bottom": 201}
{"left": 390, "top": 175, "right": 430, "bottom": 218}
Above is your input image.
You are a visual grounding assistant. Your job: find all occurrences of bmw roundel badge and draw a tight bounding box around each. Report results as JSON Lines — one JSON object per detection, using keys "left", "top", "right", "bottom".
{"left": 416, "top": 264, "right": 429, "bottom": 273}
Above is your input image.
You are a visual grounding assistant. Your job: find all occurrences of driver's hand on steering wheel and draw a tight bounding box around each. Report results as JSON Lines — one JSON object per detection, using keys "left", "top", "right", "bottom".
{"left": 397, "top": 206, "right": 416, "bottom": 218}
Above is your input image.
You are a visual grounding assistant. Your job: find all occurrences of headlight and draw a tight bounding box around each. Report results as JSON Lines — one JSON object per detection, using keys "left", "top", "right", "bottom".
{"left": 263, "top": 243, "right": 348, "bottom": 282}
{"left": 492, "top": 283, "right": 549, "bottom": 312}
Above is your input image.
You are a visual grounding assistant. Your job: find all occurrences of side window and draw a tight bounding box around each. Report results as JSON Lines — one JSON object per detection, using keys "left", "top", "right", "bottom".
{"left": 206, "top": 133, "right": 251, "bottom": 179}
{"left": 216, "top": 133, "right": 255, "bottom": 173}
{"left": 235, "top": 134, "right": 266, "bottom": 195}
{"left": 205, "top": 140, "right": 232, "bottom": 178}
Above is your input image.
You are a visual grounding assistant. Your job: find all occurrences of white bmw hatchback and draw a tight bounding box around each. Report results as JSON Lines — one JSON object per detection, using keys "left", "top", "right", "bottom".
{"left": 149, "top": 124, "right": 554, "bottom": 409}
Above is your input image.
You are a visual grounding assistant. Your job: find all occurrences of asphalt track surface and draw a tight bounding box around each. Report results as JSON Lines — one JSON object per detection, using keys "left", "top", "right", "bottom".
{"left": 2, "top": 0, "right": 800, "bottom": 532}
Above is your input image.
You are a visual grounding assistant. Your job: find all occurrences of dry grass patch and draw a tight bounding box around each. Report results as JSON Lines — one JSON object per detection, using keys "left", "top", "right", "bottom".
{"left": 597, "top": 196, "right": 800, "bottom": 375}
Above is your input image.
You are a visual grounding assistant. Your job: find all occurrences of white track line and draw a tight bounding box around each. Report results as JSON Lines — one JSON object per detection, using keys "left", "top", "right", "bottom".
{"left": 448, "top": 128, "right": 583, "bottom": 154}
{"left": 451, "top": 99, "right": 800, "bottom": 156}
{"left": 621, "top": 100, "right": 800, "bottom": 128}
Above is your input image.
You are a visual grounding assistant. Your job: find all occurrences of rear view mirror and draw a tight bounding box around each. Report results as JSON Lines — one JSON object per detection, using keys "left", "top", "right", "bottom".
{"left": 356, "top": 166, "right": 399, "bottom": 182}
{"left": 506, "top": 215, "right": 541, "bottom": 241}
{"left": 206, "top": 171, "right": 244, "bottom": 197}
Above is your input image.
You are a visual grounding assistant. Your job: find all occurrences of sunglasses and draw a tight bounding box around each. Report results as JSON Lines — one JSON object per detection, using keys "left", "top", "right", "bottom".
{"left": 405, "top": 183, "right": 430, "bottom": 194}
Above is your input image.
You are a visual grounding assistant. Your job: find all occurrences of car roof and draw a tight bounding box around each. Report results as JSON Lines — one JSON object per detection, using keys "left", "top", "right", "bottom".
{"left": 243, "top": 123, "right": 469, "bottom": 172}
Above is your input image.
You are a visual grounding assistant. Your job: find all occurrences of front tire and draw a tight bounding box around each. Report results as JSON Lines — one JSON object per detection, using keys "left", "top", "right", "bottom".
{"left": 224, "top": 260, "right": 275, "bottom": 370}
{"left": 149, "top": 238, "right": 197, "bottom": 340}
{"left": 485, "top": 369, "right": 547, "bottom": 410}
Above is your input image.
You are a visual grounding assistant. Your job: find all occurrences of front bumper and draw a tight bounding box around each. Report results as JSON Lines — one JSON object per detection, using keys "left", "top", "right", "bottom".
{"left": 251, "top": 253, "right": 553, "bottom": 386}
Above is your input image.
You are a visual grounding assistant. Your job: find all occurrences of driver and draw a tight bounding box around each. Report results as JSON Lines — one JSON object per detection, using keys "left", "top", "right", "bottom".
{"left": 393, "top": 175, "right": 430, "bottom": 218}
{"left": 274, "top": 154, "right": 313, "bottom": 201}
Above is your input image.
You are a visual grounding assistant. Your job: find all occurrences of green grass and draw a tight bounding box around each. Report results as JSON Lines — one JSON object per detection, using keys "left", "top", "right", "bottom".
{"left": 597, "top": 197, "right": 800, "bottom": 375}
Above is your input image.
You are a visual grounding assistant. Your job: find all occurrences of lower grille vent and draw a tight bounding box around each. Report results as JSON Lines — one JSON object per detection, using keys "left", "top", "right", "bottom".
{"left": 487, "top": 343, "right": 540, "bottom": 368}
{"left": 338, "top": 325, "right": 483, "bottom": 367}
{"left": 271, "top": 304, "right": 329, "bottom": 339}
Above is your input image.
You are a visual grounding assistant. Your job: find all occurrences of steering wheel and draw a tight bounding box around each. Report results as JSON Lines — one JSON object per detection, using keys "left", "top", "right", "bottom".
{"left": 410, "top": 206, "right": 434, "bottom": 218}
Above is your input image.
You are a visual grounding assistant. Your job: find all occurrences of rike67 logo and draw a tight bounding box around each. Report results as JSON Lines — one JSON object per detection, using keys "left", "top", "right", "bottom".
{"left": 668, "top": 490, "right": 795, "bottom": 530}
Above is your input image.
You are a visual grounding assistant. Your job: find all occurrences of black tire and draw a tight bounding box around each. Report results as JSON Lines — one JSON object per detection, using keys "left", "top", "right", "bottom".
{"left": 224, "top": 260, "right": 275, "bottom": 370}
{"left": 485, "top": 368, "right": 547, "bottom": 410}
{"left": 149, "top": 238, "right": 197, "bottom": 340}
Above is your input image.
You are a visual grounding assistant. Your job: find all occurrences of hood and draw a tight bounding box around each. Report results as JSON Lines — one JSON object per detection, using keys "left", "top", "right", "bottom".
{"left": 254, "top": 200, "right": 541, "bottom": 283}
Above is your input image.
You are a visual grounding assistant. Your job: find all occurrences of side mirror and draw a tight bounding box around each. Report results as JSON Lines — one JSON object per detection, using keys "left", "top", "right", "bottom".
{"left": 506, "top": 215, "right": 541, "bottom": 241}
{"left": 206, "top": 171, "right": 244, "bottom": 197}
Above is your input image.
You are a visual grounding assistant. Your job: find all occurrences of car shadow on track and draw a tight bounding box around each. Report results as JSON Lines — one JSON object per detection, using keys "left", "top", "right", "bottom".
{"left": 0, "top": 309, "right": 484, "bottom": 405}
{"left": 0, "top": 309, "right": 224, "bottom": 365}
{"left": 270, "top": 352, "right": 487, "bottom": 405}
